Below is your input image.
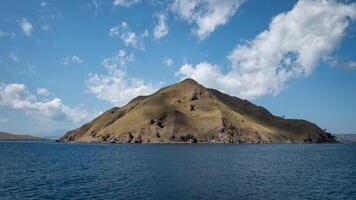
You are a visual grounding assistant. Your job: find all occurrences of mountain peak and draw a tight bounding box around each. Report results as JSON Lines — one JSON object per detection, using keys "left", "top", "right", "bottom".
{"left": 179, "top": 78, "right": 200, "bottom": 85}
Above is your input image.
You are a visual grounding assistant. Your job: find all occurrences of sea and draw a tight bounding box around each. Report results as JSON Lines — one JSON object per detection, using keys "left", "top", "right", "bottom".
{"left": 0, "top": 141, "right": 355, "bottom": 199}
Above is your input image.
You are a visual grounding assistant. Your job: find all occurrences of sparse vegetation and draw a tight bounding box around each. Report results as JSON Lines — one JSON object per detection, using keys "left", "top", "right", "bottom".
{"left": 102, "top": 134, "right": 110, "bottom": 141}
{"left": 128, "top": 132, "right": 133, "bottom": 140}
{"left": 157, "top": 122, "right": 164, "bottom": 128}
{"left": 180, "top": 133, "right": 198, "bottom": 143}
{"left": 325, "top": 132, "right": 336, "bottom": 140}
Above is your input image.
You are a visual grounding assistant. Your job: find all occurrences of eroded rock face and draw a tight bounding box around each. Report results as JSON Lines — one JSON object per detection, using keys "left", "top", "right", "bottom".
{"left": 190, "top": 90, "right": 202, "bottom": 101}
{"left": 134, "top": 135, "right": 142, "bottom": 143}
{"left": 58, "top": 78, "right": 337, "bottom": 144}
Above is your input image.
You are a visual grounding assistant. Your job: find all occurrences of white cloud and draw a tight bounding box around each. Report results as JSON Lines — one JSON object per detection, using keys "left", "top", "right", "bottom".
{"left": 0, "top": 83, "right": 92, "bottom": 123}
{"left": 92, "top": 0, "right": 99, "bottom": 15}
{"left": 37, "top": 88, "right": 50, "bottom": 96}
{"left": 163, "top": 57, "right": 174, "bottom": 67}
{"left": 62, "top": 55, "right": 83, "bottom": 65}
{"left": 176, "top": 0, "right": 356, "bottom": 99}
{"left": 9, "top": 52, "right": 19, "bottom": 62}
{"left": 324, "top": 56, "right": 356, "bottom": 70}
{"left": 86, "top": 49, "right": 159, "bottom": 106}
{"left": 21, "top": 18, "right": 33, "bottom": 36}
{"left": 171, "top": 0, "right": 244, "bottom": 39}
{"left": 38, "top": 2, "right": 62, "bottom": 29}
{"left": 0, "top": 29, "right": 16, "bottom": 39}
{"left": 123, "top": 31, "right": 138, "bottom": 47}
{"left": 41, "top": 24, "right": 50, "bottom": 31}
{"left": 109, "top": 22, "right": 147, "bottom": 50}
{"left": 142, "top": 29, "right": 149, "bottom": 38}
{"left": 109, "top": 26, "right": 120, "bottom": 37}
{"left": 154, "top": 13, "right": 169, "bottom": 39}
{"left": 113, "top": 0, "right": 140, "bottom": 7}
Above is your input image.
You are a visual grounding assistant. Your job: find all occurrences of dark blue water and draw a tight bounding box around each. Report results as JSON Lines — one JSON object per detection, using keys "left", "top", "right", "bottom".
{"left": 0, "top": 142, "right": 355, "bottom": 200}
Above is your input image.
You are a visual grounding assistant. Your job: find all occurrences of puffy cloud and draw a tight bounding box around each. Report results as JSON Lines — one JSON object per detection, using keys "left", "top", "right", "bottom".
{"left": 21, "top": 18, "right": 33, "bottom": 36}
{"left": 109, "top": 22, "right": 147, "bottom": 50}
{"left": 36, "top": 88, "right": 49, "bottom": 96}
{"left": 175, "top": 62, "right": 233, "bottom": 92}
{"left": 109, "top": 26, "right": 120, "bottom": 37}
{"left": 176, "top": 0, "right": 356, "bottom": 99}
{"left": 113, "top": 0, "right": 140, "bottom": 7}
{"left": 122, "top": 31, "right": 138, "bottom": 47}
{"left": 92, "top": 0, "right": 99, "bottom": 15}
{"left": 0, "top": 83, "right": 92, "bottom": 123}
{"left": 41, "top": 24, "right": 50, "bottom": 31}
{"left": 324, "top": 56, "right": 356, "bottom": 70}
{"left": 171, "top": 0, "right": 244, "bottom": 39}
{"left": 86, "top": 49, "right": 159, "bottom": 106}
{"left": 154, "top": 13, "right": 169, "bottom": 39}
{"left": 62, "top": 55, "right": 83, "bottom": 65}
{"left": 8, "top": 52, "right": 19, "bottom": 62}
{"left": 100, "top": 49, "right": 134, "bottom": 71}
{"left": 163, "top": 57, "right": 174, "bottom": 67}
{"left": 0, "top": 29, "right": 16, "bottom": 39}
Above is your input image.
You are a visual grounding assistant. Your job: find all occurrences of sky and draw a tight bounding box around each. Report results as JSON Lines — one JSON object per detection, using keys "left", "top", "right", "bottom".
{"left": 0, "top": 0, "right": 356, "bottom": 136}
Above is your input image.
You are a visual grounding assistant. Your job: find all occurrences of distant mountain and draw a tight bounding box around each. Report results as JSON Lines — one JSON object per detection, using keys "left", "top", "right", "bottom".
{"left": 0, "top": 131, "right": 47, "bottom": 141}
{"left": 336, "top": 134, "right": 356, "bottom": 142}
{"left": 59, "top": 78, "right": 337, "bottom": 144}
{"left": 34, "top": 129, "right": 68, "bottom": 140}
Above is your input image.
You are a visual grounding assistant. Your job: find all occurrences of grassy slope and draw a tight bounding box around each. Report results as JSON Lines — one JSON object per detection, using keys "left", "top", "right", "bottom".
{"left": 59, "top": 78, "right": 336, "bottom": 143}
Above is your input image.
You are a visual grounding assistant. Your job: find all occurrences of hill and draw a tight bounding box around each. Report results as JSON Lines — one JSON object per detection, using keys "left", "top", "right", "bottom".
{"left": 33, "top": 129, "right": 68, "bottom": 140}
{"left": 336, "top": 134, "right": 356, "bottom": 142}
{"left": 0, "top": 131, "right": 47, "bottom": 141}
{"left": 59, "top": 78, "right": 337, "bottom": 143}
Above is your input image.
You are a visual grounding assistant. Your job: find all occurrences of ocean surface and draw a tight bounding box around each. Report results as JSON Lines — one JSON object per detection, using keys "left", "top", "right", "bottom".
{"left": 0, "top": 142, "right": 355, "bottom": 200}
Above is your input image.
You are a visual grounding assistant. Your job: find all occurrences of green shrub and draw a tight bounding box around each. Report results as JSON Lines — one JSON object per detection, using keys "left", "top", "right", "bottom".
{"left": 180, "top": 133, "right": 197, "bottom": 143}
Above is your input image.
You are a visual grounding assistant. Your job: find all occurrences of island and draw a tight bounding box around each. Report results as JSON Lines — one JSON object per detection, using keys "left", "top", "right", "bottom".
{"left": 336, "top": 134, "right": 356, "bottom": 142}
{"left": 59, "top": 78, "right": 337, "bottom": 144}
{"left": 0, "top": 131, "right": 47, "bottom": 141}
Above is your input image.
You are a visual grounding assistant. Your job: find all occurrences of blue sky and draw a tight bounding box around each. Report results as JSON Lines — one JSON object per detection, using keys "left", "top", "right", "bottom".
{"left": 0, "top": 0, "right": 355, "bottom": 135}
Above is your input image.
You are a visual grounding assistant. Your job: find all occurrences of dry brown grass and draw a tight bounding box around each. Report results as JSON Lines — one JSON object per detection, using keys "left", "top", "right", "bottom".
{"left": 59, "top": 78, "right": 337, "bottom": 143}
